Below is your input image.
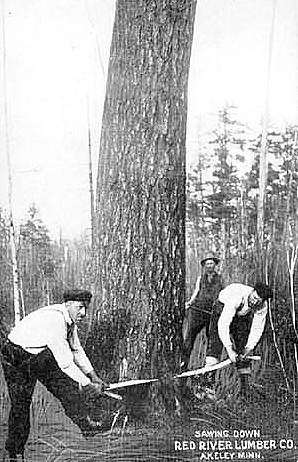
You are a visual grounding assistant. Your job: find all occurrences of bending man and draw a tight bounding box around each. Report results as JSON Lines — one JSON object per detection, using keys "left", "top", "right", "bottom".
{"left": 1, "top": 289, "right": 110, "bottom": 462}
{"left": 205, "top": 282, "right": 273, "bottom": 390}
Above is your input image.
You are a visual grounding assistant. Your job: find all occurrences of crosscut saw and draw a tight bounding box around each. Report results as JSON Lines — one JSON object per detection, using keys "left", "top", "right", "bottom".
{"left": 173, "top": 355, "right": 261, "bottom": 379}
{"left": 104, "top": 355, "right": 261, "bottom": 398}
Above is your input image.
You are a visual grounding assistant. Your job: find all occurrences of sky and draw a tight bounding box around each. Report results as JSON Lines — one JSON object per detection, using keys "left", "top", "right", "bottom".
{"left": 187, "top": 0, "right": 298, "bottom": 164}
{"left": 0, "top": 0, "right": 297, "bottom": 239}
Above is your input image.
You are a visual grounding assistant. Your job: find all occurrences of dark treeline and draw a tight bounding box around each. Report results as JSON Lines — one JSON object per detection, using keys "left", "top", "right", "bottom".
{"left": 187, "top": 106, "right": 298, "bottom": 390}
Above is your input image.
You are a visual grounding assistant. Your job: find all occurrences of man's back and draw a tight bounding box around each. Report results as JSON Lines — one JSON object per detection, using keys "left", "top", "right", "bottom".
{"left": 8, "top": 304, "right": 67, "bottom": 353}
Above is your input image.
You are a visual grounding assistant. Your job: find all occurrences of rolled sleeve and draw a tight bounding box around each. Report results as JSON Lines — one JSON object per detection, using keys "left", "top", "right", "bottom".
{"left": 188, "top": 275, "right": 201, "bottom": 304}
{"left": 218, "top": 286, "right": 246, "bottom": 351}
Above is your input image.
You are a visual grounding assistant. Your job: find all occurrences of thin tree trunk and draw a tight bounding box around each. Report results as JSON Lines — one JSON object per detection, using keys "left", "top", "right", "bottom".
{"left": 220, "top": 219, "right": 226, "bottom": 264}
{"left": 87, "top": 100, "right": 96, "bottom": 249}
{"left": 283, "top": 130, "right": 298, "bottom": 242}
{"left": 239, "top": 182, "right": 245, "bottom": 254}
{"left": 198, "top": 155, "right": 205, "bottom": 228}
{"left": 257, "top": 0, "right": 277, "bottom": 243}
{"left": 2, "top": 0, "right": 21, "bottom": 324}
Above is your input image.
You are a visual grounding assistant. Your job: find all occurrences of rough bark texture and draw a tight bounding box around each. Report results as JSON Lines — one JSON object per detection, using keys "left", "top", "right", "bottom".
{"left": 89, "top": 0, "right": 197, "bottom": 384}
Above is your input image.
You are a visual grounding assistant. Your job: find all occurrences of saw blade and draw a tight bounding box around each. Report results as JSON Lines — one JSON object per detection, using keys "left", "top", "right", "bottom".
{"left": 174, "top": 355, "right": 261, "bottom": 378}
{"left": 103, "top": 390, "right": 123, "bottom": 400}
{"left": 107, "top": 378, "right": 159, "bottom": 390}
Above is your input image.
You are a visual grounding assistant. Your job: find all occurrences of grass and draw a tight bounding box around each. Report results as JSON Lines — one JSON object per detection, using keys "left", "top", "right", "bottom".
{"left": 19, "top": 397, "right": 298, "bottom": 462}
{"left": 1, "top": 351, "right": 298, "bottom": 462}
{"left": 30, "top": 382, "right": 54, "bottom": 429}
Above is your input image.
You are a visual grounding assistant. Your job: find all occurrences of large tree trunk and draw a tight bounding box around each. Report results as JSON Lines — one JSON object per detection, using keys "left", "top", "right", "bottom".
{"left": 89, "top": 0, "right": 197, "bottom": 388}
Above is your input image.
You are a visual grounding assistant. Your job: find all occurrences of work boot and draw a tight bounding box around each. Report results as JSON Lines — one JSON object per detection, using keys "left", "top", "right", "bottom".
{"left": 239, "top": 374, "right": 251, "bottom": 396}
{"left": 196, "top": 370, "right": 216, "bottom": 401}
{"left": 81, "top": 413, "right": 118, "bottom": 438}
{"left": 237, "top": 358, "right": 252, "bottom": 400}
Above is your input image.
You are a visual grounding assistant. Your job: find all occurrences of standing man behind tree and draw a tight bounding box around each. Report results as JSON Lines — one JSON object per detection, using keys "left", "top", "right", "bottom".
{"left": 181, "top": 254, "right": 225, "bottom": 371}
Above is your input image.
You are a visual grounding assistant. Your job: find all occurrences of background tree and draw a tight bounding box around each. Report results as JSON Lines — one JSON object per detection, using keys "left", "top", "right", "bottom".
{"left": 205, "top": 107, "right": 245, "bottom": 267}
{"left": 18, "top": 204, "right": 56, "bottom": 311}
{"left": 186, "top": 106, "right": 247, "bottom": 286}
{"left": 0, "top": 210, "right": 12, "bottom": 340}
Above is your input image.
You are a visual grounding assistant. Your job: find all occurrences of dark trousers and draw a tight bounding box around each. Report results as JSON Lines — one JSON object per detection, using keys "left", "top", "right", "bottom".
{"left": 1, "top": 340, "right": 90, "bottom": 456}
{"left": 207, "top": 301, "right": 253, "bottom": 359}
{"left": 182, "top": 305, "right": 211, "bottom": 369}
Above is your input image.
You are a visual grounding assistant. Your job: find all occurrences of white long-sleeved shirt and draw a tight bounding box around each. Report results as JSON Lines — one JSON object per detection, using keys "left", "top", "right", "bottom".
{"left": 9, "top": 303, "right": 93, "bottom": 386}
{"left": 217, "top": 283, "right": 268, "bottom": 352}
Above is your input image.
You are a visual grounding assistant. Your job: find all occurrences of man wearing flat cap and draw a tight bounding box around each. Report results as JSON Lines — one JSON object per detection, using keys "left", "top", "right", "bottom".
{"left": 1, "top": 289, "right": 110, "bottom": 461}
{"left": 205, "top": 282, "right": 273, "bottom": 380}
{"left": 181, "top": 254, "right": 225, "bottom": 372}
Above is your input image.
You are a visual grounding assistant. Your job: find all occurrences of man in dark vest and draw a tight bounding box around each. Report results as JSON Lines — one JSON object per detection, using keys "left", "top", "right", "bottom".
{"left": 181, "top": 254, "right": 225, "bottom": 372}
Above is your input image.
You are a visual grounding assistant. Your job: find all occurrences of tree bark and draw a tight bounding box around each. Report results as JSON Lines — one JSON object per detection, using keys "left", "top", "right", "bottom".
{"left": 90, "top": 0, "right": 197, "bottom": 386}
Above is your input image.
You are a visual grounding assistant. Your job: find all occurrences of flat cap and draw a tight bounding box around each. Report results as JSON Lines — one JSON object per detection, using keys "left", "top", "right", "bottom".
{"left": 63, "top": 289, "right": 92, "bottom": 304}
{"left": 254, "top": 283, "right": 273, "bottom": 301}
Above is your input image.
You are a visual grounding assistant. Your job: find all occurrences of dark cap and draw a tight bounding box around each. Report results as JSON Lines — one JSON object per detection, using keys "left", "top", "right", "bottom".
{"left": 201, "top": 254, "right": 220, "bottom": 266}
{"left": 254, "top": 283, "right": 273, "bottom": 301}
{"left": 63, "top": 289, "right": 92, "bottom": 304}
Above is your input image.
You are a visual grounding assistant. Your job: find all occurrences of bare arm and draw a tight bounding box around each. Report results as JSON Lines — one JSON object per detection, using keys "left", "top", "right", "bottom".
{"left": 187, "top": 275, "right": 201, "bottom": 304}
{"left": 245, "top": 305, "right": 268, "bottom": 351}
{"left": 217, "top": 302, "right": 238, "bottom": 354}
{"left": 46, "top": 318, "right": 91, "bottom": 386}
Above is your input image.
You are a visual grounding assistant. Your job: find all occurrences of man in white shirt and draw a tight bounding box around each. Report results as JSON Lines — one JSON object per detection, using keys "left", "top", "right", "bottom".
{"left": 204, "top": 282, "right": 273, "bottom": 391}
{"left": 1, "top": 289, "right": 110, "bottom": 461}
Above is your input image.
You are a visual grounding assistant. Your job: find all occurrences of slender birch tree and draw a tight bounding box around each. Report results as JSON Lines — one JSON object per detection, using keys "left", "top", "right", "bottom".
{"left": 2, "top": 0, "right": 22, "bottom": 324}
{"left": 87, "top": 101, "right": 96, "bottom": 249}
{"left": 257, "top": 0, "right": 277, "bottom": 243}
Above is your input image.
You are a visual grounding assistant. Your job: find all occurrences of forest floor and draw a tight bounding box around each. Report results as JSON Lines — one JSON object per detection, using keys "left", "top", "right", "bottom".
{"left": 1, "top": 363, "right": 298, "bottom": 462}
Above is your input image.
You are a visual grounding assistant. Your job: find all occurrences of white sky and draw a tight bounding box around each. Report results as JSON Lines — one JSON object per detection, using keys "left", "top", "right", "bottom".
{"left": 0, "top": 0, "right": 297, "bottom": 238}
{"left": 187, "top": 0, "right": 298, "bottom": 164}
